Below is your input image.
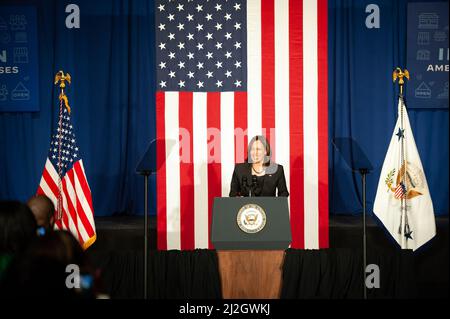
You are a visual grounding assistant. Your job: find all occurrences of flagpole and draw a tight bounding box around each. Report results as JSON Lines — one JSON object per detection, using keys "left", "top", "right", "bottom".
{"left": 54, "top": 70, "right": 72, "bottom": 221}
{"left": 57, "top": 91, "right": 63, "bottom": 220}
{"left": 392, "top": 68, "right": 410, "bottom": 249}
{"left": 400, "top": 97, "right": 406, "bottom": 249}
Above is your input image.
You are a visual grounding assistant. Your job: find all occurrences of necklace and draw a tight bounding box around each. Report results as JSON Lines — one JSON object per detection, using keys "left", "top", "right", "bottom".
{"left": 252, "top": 165, "right": 265, "bottom": 175}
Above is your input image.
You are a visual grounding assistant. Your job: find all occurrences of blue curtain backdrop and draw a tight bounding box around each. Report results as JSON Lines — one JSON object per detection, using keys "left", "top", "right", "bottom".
{"left": 0, "top": 0, "right": 156, "bottom": 216}
{"left": 0, "top": 0, "right": 448, "bottom": 216}
{"left": 329, "top": 0, "right": 448, "bottom": 216}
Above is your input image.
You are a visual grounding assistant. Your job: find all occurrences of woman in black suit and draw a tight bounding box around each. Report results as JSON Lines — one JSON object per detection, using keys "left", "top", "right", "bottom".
{"left": 229, "top": 135, "right": 289, "bottom": 197}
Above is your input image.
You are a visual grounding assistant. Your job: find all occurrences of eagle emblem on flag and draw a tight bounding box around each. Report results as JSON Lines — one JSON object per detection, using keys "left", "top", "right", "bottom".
{"left": 384, "top": 162, "right": 425, "bottom": 200}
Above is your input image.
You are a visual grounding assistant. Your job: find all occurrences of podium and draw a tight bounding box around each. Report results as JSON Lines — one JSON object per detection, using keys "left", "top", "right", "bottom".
{"left": 211, "top": 197, "right": 291, "bottom": 298}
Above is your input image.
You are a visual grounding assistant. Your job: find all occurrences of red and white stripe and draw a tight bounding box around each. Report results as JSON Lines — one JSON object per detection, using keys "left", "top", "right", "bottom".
{"left": 394, "top": 184, "right": 406, "bottom": 199}
{"left": 156, "top": 0, "right": 328, "bottom": 250}
{"left": 37, "top": 159, "right": 97, "bottom": 249}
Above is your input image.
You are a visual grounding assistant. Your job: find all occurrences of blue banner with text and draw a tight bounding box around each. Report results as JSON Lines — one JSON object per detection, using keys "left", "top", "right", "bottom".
{"left": 406, "top": 2, "right": 449, "bottom": 109}
{"left": 0, "top": 6, "right": 39, "bottom": 112}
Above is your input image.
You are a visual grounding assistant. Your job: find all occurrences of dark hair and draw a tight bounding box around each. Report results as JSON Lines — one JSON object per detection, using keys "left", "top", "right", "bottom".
{"left": 27, "top": 194, "right": 55, "bottom": 231}
{"left": 246, "top": 135, "right": 271, "bottom": 166}
{"left": 0, "top": 201, "right": 37, "bottom": 254}
{"left": 29, "top": 230, "right": 85, "bottom": 266}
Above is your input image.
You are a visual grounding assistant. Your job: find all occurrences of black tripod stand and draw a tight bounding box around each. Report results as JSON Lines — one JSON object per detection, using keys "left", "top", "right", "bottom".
{"left": 333, "top": 138, "right": 373, "bottom": 299}
{"left": 136, "top": 139, "right": 158, "bottom": 299}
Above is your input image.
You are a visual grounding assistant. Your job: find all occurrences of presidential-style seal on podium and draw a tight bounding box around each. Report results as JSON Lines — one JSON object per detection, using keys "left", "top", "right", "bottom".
{"left": 236, "top": 204, "right": 267, "bottom": 234}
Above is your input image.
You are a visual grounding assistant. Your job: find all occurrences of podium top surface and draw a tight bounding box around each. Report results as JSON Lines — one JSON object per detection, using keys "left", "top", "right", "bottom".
{"left": 211, "top": 197, "right": 291, "bottom": 250}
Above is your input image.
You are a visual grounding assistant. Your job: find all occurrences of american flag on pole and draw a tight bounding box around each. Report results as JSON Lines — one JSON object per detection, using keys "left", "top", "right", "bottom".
{"left": 37, "top": 99, "right": 96, "bottom": 250}
{"left": 155, "top": 0, "right": 328, "bottom": 250}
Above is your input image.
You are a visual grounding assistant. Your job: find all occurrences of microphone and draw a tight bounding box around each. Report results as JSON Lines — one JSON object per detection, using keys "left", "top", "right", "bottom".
{"left": 250, "top": 175, "right": 257, "bottom": 197}
{"left": 242, "top": 176, "right": 248, "bottom": 197}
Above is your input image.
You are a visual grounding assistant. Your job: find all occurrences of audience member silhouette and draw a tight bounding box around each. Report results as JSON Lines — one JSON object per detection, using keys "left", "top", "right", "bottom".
{"left": 0, "top": 230, "right": 96, "bottom": 298}
{"left": 27, "top": 195, "right": 55, "bottom": 236}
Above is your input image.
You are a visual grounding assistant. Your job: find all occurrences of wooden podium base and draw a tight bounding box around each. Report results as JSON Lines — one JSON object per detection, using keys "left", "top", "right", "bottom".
{"left": 217, "top": 250, "right": 285, "bottom": 299}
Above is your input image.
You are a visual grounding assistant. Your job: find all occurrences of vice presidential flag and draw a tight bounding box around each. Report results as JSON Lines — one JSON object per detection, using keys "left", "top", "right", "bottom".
{"left": 155, "top": 0, "right": 328, "bottom": 250}
{"left": 373, "top": 97, "right": 436, "bottom": 251}
{"left": 37, "top": 100, "right": 96, "bottom": 250}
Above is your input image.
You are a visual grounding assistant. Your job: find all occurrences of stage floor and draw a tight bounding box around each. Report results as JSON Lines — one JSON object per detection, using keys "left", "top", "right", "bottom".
{"left": 87, "top": 215, "right": 449, "bottom": 298}
{"left": 90, "top": 214, "right": 448, "bottom": 249}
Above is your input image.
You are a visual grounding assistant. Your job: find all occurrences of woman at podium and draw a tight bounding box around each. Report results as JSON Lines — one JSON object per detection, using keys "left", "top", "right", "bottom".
{"left": 229, "top": 135, "right": 289, "bottom": 197}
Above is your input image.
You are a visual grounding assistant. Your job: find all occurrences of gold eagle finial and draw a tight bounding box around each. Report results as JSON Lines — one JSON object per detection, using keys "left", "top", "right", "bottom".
{"left": 54, "top": 70, "right": 71, "bottom": 88}
{"left": 392, "top": 68, "right": 410, "bottom": 95}
{"left": 54, "top": 70, "right": 71, "bottom": 114}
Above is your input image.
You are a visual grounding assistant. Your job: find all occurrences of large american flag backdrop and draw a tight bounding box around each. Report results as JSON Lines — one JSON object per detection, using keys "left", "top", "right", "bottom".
{"left": 37, "top": 106, "right": 96, "bottom": 250}
{"left": 155, "top": 0, "right": 328, "bottom": 250}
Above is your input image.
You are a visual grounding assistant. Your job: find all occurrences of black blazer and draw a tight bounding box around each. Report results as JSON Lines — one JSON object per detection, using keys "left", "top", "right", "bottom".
{"left": 229, "top": 163, "right": 289, "bottom": 197}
